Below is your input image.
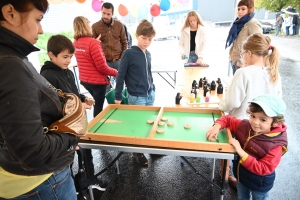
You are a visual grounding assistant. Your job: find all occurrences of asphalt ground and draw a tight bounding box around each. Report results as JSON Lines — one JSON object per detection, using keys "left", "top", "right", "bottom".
{"left": 74, "top": 27, "right": 300, "bottom": 200}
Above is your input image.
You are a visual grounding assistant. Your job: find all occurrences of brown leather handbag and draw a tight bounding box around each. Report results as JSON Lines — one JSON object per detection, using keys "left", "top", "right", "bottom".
{"left": 48, "top": 89, "right": 88, "bottom": 137}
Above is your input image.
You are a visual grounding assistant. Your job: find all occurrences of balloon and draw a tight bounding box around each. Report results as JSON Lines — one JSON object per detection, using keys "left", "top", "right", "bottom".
{"left": 76, "top": 0, "right": 86, "bottom": 3}
{"left": 150, "top": 4, "right": 160, "bottom": 17}
{"left": 92, "top": 0, "right": 102, "bottom": 12}
{"left": 138, "top": 5, "right": 149, "bottom": 19}
{"left": 177, "top": 0, "right": 189, "bottom": 4}
{"left": 130, "top": 5, "right": 138, "bottom": 17}
{"left": 118, "top": 4, "right": 128, "bottom": 16}
{"left": 160, "top": 0, "right": 171, "bottom": 11}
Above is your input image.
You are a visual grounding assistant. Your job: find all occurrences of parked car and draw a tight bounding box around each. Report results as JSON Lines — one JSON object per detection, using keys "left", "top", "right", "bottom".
{"left": 259, "top": 20, "right": 273, "bottom": 34}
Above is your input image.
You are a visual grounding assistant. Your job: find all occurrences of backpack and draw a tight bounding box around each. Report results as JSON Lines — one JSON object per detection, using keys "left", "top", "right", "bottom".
{"left": 123, "top": 24, "right": 132, "bottom": 48}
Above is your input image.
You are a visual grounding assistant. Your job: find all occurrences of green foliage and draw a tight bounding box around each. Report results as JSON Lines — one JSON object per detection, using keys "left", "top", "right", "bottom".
{"left": 255, "top": 0, "right": 300, "bottom": 13}
{"left": 35, "top": 31, "right": 73, "bottom": 65}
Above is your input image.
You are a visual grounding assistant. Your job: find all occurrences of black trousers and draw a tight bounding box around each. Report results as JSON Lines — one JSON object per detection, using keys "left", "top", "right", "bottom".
{"left": 80, "top": 82, "right": 106, "bottom": 117}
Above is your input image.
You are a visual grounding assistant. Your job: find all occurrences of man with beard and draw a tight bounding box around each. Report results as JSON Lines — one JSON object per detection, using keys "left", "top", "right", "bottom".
{"left": 92, "top": 2, "right": 127, "bottom": 91}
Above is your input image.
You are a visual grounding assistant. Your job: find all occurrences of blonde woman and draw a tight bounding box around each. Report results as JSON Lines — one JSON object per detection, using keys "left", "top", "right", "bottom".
{"left": 73, "top": 16, "right": 117, "bottom": 191}
{"left": 178, "top": 10, "right": 207, "bottom": 64}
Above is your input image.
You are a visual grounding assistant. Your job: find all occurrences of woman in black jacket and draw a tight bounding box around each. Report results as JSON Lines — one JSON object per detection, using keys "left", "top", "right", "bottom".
{"left": 0, "top": 1, "right": 79, "bottom": 199}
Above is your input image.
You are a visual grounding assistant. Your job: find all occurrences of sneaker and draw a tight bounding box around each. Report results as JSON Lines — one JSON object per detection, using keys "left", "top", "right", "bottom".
{"left": 132, "top": 153, "right": 148, "bottom": 165}
{"left": 88, "top": 178, "right": 108, "bottom": 191}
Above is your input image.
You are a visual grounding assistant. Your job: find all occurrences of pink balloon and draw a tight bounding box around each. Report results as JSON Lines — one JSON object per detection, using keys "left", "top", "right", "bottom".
{"left": 177, "top": 0, "right": 189, "bottom": 4}
{"left": 92, "top": 0, "right": 102, "bottom": 12}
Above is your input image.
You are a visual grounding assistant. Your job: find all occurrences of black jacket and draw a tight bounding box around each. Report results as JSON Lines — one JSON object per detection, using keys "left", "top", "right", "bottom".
{"left": 0, "top": 26, "right": 78, "bottom": 176}
{"left": 292, "top": 15, "right": 298, "bottom": 26}
{"left": 40, "top": 61, "right": 85, "bottom": 102}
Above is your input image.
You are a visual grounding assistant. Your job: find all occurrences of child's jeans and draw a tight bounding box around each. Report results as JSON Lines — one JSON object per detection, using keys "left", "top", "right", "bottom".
{"left": 188, "top": 51, "right": 198, "bottom": 63}
{"left": 128, "top": 90, "right": 155, "bottom": 106}
{"left": 236, "top": 180, "right": 269, "bottom": 200}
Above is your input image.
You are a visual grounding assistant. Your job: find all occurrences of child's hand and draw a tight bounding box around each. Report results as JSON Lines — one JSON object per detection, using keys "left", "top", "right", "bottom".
{"left": 229, "top": 138, "right": 245, "bottom": 157}
{"left": 82, "top": 102, "right": 92, "bottom": 109}
{"left": 114, "top": 100, "right": 121, "bottom": 104}
{"left": 206, "top": 124, "right": 221, "bottom": 141}
{"left": 85, "top": 97, "right": 95, "bottom": 106}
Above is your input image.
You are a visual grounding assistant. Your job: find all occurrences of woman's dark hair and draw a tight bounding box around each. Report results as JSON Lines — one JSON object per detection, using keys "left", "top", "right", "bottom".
{"left": 0, "top": 0, "right": 48, "bottom": 21}
{"left": 237, "top": 0, "right": 254, "bottom": 15}
{"left": 102, "top": 2, "right": 114, "bottom": 14}
{"left": 47, "top": 35, "right": 75, "bottom": 57}
{"left": 247, "top": 103, "right": 285, "bottom": 125}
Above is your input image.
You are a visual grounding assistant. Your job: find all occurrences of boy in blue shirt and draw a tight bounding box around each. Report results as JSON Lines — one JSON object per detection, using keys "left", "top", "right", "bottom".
{"left": 115, "top": 19, "right": 156, "bottom": 165}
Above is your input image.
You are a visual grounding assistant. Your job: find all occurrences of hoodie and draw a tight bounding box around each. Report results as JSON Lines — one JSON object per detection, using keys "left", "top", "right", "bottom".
{"left": 40, "top": 61, "right": 85, "bottom": 102}
{"left": 115, "top": 46, "right": 155, "bottom": 101}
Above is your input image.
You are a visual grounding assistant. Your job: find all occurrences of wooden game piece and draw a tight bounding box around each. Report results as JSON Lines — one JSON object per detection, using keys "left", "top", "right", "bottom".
{"left": 184, "top": 124, "right": 191, "bottom": 129}
{"left": 147, "top": 120, "right": 154, "bottom": 124}
{"left": 156, "top": 128, "right": 164, "bottom": 134}
{"left": 167, "top": 121, "right": 174, "bottom": 126}
{"left": 161, "top": 117, "right": 168, "bottom": 121}
{"left": 158, "top": 121, "right": 165, "bottom": 126}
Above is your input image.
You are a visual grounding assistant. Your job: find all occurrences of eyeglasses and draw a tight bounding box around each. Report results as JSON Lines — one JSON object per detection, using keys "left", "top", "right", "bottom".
{"left": 240, "top": 51, "right": 247, "bottom": 58}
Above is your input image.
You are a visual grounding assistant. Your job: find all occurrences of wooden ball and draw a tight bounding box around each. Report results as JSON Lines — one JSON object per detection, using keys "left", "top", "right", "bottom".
{"left": 167, "top": 121, "right": 174, "bottom": 126}
{"left": 156, "top": 128, "right": 164, "bottom": 134}
{"left": 184, "top": 124, "right": 191, "bottom": 129}
{"left": 158, "top": 121, "right": 165, "bottom": 126}
{"left": 147, "top": 120, "right": 154, "bottom": 124}
{"left": 161, "top": 117, "right": 168, "bottom": 121}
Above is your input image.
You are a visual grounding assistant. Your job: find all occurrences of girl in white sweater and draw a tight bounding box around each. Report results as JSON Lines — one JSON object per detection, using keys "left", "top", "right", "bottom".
{"left": 219, "top": 33, "right": 282, "bottom": 120}
{"left": 178, "top": 10, "right": 207, "bottom": 64}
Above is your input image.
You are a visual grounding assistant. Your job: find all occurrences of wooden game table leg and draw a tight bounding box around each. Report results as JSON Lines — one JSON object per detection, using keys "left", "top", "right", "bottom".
{"left": 220, "top": 159, "right": 230, "bottom": 181}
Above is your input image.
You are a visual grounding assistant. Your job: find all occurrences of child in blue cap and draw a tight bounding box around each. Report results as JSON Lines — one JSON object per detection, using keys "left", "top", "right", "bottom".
{"left": 207, "top": 94, "right": 288, "bottom": 199}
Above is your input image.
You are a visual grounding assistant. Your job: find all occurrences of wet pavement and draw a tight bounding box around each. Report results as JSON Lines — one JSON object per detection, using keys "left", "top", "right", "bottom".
{"left": 75, "top": 29, "right": 300, "bottom": 200}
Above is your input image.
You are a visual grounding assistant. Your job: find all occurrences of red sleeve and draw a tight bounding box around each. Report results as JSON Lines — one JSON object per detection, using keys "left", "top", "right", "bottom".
{"left": 90, "top": 39, "right": 117, "bottom": 76}
{"left": 215, "top": 115, "right": 242, "bottom": 133}
{"left": 242, "top": 146, "right": 282, "bottom": 176}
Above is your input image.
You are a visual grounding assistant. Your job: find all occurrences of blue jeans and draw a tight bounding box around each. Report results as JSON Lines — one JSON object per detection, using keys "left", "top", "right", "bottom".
{"left": 276, "top": 26, "right": 281, "bottom": 36}
{"left": 188, "top": 51, "right": 198, "bottom": 63}
{"left": 285, "top": 26, "right": 290, "bottom": 35}
{"left": 9, "top": 166, "right": 76, "bottom": 200}
{"left": 236, "top": 180, "right": 269, "bottom": 200}
{"left": 128, "top": 90, "right": 155, "bottom": 106}
{"left": 81, "top": 82, "right": 106, "bottom": 117}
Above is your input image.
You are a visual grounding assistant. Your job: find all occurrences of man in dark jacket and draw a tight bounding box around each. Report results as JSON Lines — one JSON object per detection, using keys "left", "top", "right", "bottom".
{"left": 292, "top": 14, "right": 299, "bottom": 35}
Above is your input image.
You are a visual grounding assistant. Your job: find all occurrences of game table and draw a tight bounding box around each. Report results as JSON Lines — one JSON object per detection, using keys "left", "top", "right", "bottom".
{"left": 80, "top": 105, "right": 236, "bottom": 200}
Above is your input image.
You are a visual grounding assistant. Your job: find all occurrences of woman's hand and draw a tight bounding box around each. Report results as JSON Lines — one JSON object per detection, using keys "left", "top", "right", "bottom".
{"left": 96, "top": 34, "right": 101, "bottom": 42}
{"left": 114, "top": 100, "right": 121, "bottom": 104}
{"left": 196, "top": 57, "right": 203, "bottom": 64}
{"left": 181, "top": 54, "right": 185, "bottom": 60}
{"left": 206, "top": 124, "right": 221, "bottom": 141}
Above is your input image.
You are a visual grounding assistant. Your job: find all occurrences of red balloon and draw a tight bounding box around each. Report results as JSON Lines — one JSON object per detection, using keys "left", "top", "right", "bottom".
{"left": 150, "top": 4, "right": 160, "bottom": 17}
{"left": 118, "top": 4, "right": 128, "bottom": 16}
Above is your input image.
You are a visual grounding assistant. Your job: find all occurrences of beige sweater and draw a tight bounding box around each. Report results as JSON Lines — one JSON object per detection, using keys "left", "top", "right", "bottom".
{"left": 229, "top": 18, "right": 262, "bottom": 62}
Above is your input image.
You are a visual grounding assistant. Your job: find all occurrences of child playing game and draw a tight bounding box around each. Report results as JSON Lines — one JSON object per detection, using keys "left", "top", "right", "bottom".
{"left": 40, "top": 35, "right": 108, "bottom": 193}
{"left": 206, "top": 94, "right": 288, "bottom": 199}
{"left": 114, "top": 19, "right": 156, "bottom": 166}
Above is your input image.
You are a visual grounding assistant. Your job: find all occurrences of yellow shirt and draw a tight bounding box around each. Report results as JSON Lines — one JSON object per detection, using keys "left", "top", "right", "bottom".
{"left": 0, "top": 167, "right": 52, "bottom": 199}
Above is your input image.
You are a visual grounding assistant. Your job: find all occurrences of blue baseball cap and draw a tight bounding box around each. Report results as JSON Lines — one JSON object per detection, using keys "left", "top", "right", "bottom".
{"left": 249, "top": 94, "right": 286, "bottom": 117}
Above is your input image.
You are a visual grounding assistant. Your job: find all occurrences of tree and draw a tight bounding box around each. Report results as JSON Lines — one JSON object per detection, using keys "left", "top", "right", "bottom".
{"left": 255, "top": 0, "right": 300, "bottom": 13}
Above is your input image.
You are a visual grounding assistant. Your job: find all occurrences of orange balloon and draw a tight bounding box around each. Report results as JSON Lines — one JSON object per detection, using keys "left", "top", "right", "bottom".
{"left": 76, "top": 0, "right": 86, "bottom": 3}
{"left": 118, "top": 4, "right": 128, "bottom": 16}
